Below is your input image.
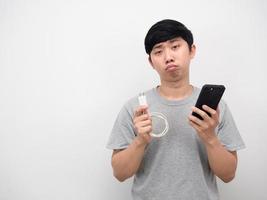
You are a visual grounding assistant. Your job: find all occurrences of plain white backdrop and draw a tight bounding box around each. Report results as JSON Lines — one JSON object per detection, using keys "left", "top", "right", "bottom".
{"left": 0, "top": 0, "right": 266, "bottom": 199}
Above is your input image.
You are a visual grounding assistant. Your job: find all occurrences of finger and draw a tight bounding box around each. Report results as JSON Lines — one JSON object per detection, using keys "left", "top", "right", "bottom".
{"left": 216, "top": 107, "right": 220, "bottom": 118}
{"left": 191, "top": 106, "right": 210, "bottom": 121}
{"left": 143, "top": 133, "right": 152, "bottom": 142}
{"left": 202, "top": 105, "right": 217, "bottom": 118}
{"left": 134, "top": 114, "right": 150, "bottom": 124}
{"left": 188, "top": 120, "right": 206, "bottom": 138}
{"left": 134, "top": 106, "right": 148, "bottom": 117}
{"left": 188, "top": 120, "right": 201, "bottom": 132}
{"left": 188, "top": 114, "right": 205, "bottom": 126}
{"left": 138, "top": 119, "right": 152, "bottom": 127}
{"left": 139, "top": 126, "right": 152, "bottom": 135}
{"left": 138, "top": 131, "right": 152, "bottom": 143}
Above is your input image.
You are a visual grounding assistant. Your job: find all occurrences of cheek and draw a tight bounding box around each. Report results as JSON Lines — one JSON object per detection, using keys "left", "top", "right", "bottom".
{"left": 150, "top": 58, "right": 161, "bottom": 68}
{"left": 180, "top": 51, "right": 192, "bottom": 63}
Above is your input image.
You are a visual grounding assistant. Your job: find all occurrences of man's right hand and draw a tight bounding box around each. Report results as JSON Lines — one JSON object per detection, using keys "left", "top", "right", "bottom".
{"left": 133, "top": 105, "right": 152, "bottom": 145}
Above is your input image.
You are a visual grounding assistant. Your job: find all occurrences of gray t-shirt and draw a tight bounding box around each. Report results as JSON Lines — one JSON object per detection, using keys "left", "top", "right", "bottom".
{"left": 106, "top": 86, "right": 245, "bottom": 200}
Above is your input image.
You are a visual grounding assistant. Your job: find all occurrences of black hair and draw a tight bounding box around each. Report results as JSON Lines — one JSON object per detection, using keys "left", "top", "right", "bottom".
{"left": 144, "top": 19, "right": 194, "bottom": 55}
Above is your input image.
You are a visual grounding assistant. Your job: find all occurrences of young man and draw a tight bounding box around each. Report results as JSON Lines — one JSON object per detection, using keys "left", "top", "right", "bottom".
{"left": 106, "top": 19, "right": 245, "bottom": 200}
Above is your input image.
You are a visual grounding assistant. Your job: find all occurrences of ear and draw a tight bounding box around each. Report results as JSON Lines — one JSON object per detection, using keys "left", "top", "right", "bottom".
{"left": 189, "top": 44, "right": 196, "bottom": 59}
{"left": 148, "top": 56, "right": 155, "bottom": 69}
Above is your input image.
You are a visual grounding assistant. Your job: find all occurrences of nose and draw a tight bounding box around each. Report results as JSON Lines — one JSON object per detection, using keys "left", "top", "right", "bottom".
{"left": 164, "top": 49, "right": 174, "bottom": 64}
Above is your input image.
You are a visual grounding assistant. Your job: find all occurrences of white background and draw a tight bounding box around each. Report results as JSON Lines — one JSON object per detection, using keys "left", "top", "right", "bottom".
{"left": 0, "top": 0, "right": 266, "bottom": 199}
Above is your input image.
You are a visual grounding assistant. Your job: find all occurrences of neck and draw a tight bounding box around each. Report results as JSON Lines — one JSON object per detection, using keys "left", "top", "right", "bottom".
{"left": 157, "top": 80, "right": 193, "bottom": 100}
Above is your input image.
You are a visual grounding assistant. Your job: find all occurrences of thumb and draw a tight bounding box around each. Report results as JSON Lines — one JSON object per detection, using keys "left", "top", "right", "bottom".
{"left": 134, "top": 105, "right": 148, "bottom": 117}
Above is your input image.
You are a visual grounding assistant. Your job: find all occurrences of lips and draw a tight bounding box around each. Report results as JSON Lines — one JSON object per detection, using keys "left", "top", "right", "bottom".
{"left": 165, "top": 64, "right": 178, "bottom": 72}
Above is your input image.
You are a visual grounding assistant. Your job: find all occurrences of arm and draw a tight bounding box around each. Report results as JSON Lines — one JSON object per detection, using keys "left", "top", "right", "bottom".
{"left": 189, "top": 105, "right": 237, "bottom": 183}
{"left": 111, "top": 106, "right": 152, "bottom": 182}
{"left": 204, "top": 138, "right": 237, "bottom": 182}
{"left": 111, "top": 138, "right": 147, "bottom": 182}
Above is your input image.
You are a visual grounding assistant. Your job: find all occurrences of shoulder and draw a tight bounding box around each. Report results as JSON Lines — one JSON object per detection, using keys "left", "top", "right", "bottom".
{"left": 218, "top": 99, "right": 235, "bottom": 125}
{"left": 218, "top": 99, "right": 228, "bottom": 116}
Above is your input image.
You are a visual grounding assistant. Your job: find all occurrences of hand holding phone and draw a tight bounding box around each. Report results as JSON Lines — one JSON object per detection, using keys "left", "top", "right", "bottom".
{"left": 192, "top": 84, "right": 225, "bottom": 120}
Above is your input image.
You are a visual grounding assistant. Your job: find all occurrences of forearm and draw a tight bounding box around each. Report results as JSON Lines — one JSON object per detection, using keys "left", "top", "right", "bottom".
{"left": 112, "top": 137, "right": 147, "bottom": 182}
{"left": 205, "top": 137, "right": 237, "bottom": 182}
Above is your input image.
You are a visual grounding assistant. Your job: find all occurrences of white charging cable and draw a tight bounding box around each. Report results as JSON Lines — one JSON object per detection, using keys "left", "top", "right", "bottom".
{"left": 138, "top": 93, "right": 169, "bottom": 138}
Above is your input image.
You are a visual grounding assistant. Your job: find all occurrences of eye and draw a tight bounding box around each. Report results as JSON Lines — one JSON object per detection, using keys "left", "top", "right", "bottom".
{"left": 154, "top": 50, "right": 162, "bottom": 55}
{"left": 172, "top": 44, "right": 180, "bottom": 50}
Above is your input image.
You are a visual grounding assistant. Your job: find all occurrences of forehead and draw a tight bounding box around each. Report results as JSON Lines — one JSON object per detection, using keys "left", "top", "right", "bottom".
{"left": 152, "top": 37, "right": 184, "bottom": 49}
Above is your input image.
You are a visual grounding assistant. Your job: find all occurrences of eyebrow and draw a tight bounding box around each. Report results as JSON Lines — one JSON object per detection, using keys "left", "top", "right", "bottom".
{"left": 152, "top": 38, "right": 182, "bottom": 50}
{"left": 169, "top": 38, "right": 182, "bottom": 43}
{"left": 152, "top": 44, "right": 163, "bottom": 50}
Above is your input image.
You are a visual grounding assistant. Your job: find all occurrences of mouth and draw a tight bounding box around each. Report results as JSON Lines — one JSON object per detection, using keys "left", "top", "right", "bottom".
{"left": 165, "top": 64, "right": 178, "bottom": 72}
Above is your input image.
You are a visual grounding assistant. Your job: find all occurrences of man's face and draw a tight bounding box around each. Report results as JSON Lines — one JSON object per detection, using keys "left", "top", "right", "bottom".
{"left": 149, "top": 37, "right": 196, "bottom": 82}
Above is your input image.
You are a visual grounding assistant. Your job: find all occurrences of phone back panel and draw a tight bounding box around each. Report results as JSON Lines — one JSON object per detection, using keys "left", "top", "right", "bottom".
{"left": 193, "top": 84, "right": 225, "bottom": 119}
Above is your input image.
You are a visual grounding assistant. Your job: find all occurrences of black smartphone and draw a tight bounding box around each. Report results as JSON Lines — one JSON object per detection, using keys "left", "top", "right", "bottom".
{"left": 192, "top": 84, "right": 225, "bottom": 120}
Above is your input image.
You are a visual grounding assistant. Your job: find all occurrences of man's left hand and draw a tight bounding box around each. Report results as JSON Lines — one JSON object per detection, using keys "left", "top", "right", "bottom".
{"left": 188, "top": 105, "right": 220, "bottom": 145}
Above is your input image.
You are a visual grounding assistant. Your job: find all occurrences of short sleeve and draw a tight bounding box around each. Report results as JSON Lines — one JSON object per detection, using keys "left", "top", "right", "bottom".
{"left": 217, "top": 101, "right": 246, "bottom": 151}
{"left": 106, "top": 105, "right": 136, "bottom": 150}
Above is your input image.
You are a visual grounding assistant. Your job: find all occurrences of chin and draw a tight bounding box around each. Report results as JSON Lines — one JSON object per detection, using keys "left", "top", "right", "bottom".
{"left": 162, "top": 76, "right": 182, "bottom": 83}
{"left": 169, "top": 72, "right": 182, "bottom": 80}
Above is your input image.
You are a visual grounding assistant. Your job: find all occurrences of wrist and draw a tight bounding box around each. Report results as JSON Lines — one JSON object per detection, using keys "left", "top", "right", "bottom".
{"left": 204, "top": 135, "right": 221, "bottom": 149}
{"left": 134, "top": 136, "right": 149, "bottom": 149}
